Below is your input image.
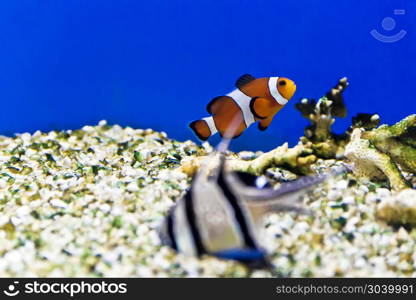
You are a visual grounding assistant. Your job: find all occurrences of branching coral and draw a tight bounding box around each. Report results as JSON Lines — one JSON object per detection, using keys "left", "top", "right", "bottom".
{"left": 345, "top": 128, "right": 409, "bottom": 190}
{"left": 345, "top": 115, "right": 416, "bottom": 190}
{"left": 351, "top": 113, "right": 380, "bottom": 131}
{"left": 179, "top": 143, "right": 316, "bottom": 177}
{"left": 227, "top": 143, "right": 316, "bottom": 175}
{"left": 362, "top": 115, "right": 416, "bottom": 173}
{"left": 294, "top": 78, "right": 416, "bottom": 191}
{"left": 296, "top": 77, "right": 349, "bottom": 158}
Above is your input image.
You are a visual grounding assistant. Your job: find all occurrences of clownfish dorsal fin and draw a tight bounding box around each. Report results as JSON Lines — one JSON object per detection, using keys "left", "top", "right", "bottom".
{"left": 235, "top": 74, "right": 255, "bottom": 89}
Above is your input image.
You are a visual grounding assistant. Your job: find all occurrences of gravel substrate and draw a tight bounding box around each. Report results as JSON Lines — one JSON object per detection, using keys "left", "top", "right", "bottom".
{"left": 0, "top": 122, "right": 415, "bottom": 277}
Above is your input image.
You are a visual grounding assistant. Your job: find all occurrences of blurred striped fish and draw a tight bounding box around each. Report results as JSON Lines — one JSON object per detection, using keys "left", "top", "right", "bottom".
{"left": 159, "top": 118, "right": 349, "bottom": 269}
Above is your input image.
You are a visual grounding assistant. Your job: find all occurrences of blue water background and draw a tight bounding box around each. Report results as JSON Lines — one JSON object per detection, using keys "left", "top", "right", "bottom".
{"left": 0, "top": 0, "right": 414, "bottom": 151}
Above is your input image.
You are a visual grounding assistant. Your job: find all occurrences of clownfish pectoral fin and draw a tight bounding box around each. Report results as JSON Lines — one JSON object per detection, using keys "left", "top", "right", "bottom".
{"left": 249, "top": 97, "right": 274, "bottom": 119}
{"left": 189, "top": 117, "right": 217, "bottom": 141}
{"left": 206, "top": 96, "right": 226, "bottom": 114}
{"left": 235, "top": 74, "right": 255, "bottom": 89}
{"left": 258, "top": 117, "right": 273, "bottom": 131}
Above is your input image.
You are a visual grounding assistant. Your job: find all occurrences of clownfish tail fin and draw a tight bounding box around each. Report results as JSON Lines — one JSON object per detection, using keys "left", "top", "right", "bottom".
{"left": 189, "top": 117, "right": 218, "bottom": 141}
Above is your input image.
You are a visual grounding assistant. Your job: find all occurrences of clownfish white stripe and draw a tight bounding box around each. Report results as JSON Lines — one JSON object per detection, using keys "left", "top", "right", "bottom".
{"left": 202, "top": 117, "right": 218, "bottom": 135}
{"left": 268, "top": 77, "right": 288, "bottom": 105}
{"left": 226, "top": 89, "right": 255, "bottom": 127}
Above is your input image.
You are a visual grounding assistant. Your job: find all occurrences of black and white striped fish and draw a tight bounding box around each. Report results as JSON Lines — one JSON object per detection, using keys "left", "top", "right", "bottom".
{"left": 158, "top": 152, "right": 349, "bottom": 268}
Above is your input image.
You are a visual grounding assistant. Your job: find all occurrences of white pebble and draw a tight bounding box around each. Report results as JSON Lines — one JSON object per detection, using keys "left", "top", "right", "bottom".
{"left": 50, "top": 199, "right": 68, "bottom": 209}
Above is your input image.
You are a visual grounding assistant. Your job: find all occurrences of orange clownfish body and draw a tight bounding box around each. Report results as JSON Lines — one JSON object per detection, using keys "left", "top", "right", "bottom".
{"left": 189, "top": 74, "right": 296, "bottom": 140}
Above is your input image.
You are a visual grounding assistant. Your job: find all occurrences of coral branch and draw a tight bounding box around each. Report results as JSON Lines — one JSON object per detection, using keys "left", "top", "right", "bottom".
{"left": 227, "top": 143, "right": 316, "bottom": 175}
{"left": 295, "top": 77, "right": 349, "bottom": 158}
{"left": 363, "top": 114, "right": 416, "bottom": 172}
{"left": 179, "top": 143, "right": 316, "bottom": 177}
{"left": 345, "top": 128, "right": 409, "bottom": 190}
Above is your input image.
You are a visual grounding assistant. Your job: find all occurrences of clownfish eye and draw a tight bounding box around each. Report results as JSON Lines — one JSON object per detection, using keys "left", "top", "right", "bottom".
{"left": 279, "top": 80, "right": 286, "bottom": 86}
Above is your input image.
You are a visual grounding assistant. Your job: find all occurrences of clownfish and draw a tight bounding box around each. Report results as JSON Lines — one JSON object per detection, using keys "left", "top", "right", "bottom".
{"left": 158, "top": 133, "right": 348, "bottom": 269}
{"left": 189, "top": 74, "right": 296, "bottom": 140}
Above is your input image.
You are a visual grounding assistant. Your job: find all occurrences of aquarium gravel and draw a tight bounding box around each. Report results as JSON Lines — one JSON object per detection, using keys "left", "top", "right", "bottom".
{"left": 0, "top": 121, "right": 416, "bottom": 277}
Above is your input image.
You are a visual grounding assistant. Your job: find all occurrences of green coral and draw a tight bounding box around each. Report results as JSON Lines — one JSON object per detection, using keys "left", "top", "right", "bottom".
{"left": 345, "top": 128, "right": 409, "bottom": 190}
{"left": 363, "top": 115, "right": 416, "bottom": 173}
{"left": 345, "top": 115, "right": 416, "bottom": 190}
{"left": 295, "top": 78, "right": 415, "bottom": 190}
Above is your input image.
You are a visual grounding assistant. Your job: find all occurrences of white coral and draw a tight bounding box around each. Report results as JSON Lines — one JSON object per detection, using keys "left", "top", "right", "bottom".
{"left": 345, "top": 128, "right": 408, "bottom": 190}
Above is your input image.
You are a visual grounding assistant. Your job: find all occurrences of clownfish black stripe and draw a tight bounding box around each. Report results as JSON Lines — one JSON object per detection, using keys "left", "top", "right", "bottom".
{"left": 216, "top": 168, "right": 257, "bottom": 248}
{"left": 184, "top": 189, "right": 205, "bottom": 256}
